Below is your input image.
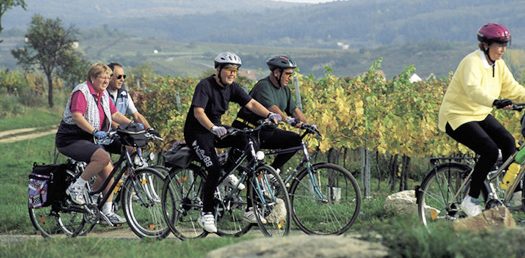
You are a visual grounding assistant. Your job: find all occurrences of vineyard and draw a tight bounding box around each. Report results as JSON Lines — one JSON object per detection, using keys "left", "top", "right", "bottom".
{"left": 2, "top": 59, "right": 524, "bottom": 191}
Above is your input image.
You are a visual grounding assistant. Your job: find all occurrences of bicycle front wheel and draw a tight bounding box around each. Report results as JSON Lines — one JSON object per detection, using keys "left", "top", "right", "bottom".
{"left": 249, "top": 165, "right": 291, "bottom": 237}
{"left": 122, "top": 167, "right": 170, "bottom": 239}
{"left": 215, "top": 168, "right": 253, "bottom": 237}
{"left": 417, "top": 162, "right": 472, "bottom": 229}
{"left": 289, "top": 163, "right": 361, "bottom": 235}
{"left": 162, "top": 164, "right": 208, "bottom": 240}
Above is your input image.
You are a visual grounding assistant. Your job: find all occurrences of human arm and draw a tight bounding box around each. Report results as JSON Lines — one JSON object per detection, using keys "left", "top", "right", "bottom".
{"left": 112, "top": 112, "right": 132, "bottom": 127}
{"left": 132, "top": 112, "right": 152, "bottom": 129}
{"left": 193, "top": 107, "right": 215, "bottom": 132}
{"left": 71, "top": 112, "right": 99, "bottom": 134}
{"left": 245, "top": 99, "right": 273, "bottom": 119}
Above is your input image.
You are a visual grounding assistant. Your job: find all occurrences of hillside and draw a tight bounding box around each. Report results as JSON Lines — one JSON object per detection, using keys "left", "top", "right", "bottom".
{"left": 3, "top": 0, "right": 525, "bottom": 79}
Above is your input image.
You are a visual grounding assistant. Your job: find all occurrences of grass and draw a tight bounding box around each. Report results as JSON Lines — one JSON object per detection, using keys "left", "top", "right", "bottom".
{"left": 3, "top": 116, "right": 525, "bottom": 257}
{"left": 0, "top": 107, "right": 62, "bottom": 131}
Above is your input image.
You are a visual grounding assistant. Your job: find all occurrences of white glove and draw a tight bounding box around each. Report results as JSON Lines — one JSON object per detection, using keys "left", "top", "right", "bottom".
{"left": 211, "top": 125, "right": 227, "bottom": 137}
{"left": 285, "top": 117, "right": 299, "bottom": 126}
{"left": 267, "top": 112, "right": 282, "bottom": 123}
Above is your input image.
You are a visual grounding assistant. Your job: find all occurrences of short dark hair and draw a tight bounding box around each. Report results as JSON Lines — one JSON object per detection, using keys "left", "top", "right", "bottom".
{"left": 107, "top": 62, "right": 123, "bottom": 72}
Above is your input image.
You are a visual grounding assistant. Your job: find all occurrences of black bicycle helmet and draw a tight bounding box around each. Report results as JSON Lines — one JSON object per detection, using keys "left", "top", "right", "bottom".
{"left": 266, "top": 56, "right": 297, "bottom": 71}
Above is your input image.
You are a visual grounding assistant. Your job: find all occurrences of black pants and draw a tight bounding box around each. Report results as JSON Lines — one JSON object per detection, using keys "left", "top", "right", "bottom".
{"left": 445, "top": 115, "right": 515, "bottom": 198}
{"left": 184, "top": 128, "right": 249, "bottom": 213}
{"left": 232, "top": 120, "right": 302, "bottom": 170}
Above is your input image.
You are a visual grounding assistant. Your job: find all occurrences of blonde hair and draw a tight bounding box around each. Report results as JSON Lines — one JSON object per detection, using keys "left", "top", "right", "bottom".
{"left": 87, "top": 63, "right": 112, "bottom": 82}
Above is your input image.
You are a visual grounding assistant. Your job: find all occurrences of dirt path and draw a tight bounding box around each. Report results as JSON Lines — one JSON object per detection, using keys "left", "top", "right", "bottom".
{"left": 0, "top": 127, "right": 57, "bottom": 144}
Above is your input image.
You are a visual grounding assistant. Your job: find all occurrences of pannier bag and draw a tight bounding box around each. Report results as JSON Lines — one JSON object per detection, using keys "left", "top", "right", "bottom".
{"left": 28, "top": 163, "right": 68, "bottom": 208}
{"left": 118, "top": 122, "right": 147, "bottom": 147}
{"left": 163, "top": 142, "right": 195, "bottom": 168}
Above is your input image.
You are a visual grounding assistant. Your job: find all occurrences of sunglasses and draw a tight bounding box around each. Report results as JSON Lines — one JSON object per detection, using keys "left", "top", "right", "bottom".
{"left": 116, "top": 74, "right": 127, "bottom": 80}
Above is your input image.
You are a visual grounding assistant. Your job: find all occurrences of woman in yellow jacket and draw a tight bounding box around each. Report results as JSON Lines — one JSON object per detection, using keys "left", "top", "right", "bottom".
{"left": 438, "top": 23, "right": 525, "bottom": 217}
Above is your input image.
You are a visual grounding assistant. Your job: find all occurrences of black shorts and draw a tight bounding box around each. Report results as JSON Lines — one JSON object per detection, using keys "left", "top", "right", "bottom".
{"left": 57, "top": 139, "right": 121, "bottom": 162}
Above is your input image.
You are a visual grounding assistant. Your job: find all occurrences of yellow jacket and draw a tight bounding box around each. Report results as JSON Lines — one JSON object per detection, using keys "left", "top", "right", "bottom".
{"left": 438, "top": 50, "right": 525, "bottom": 132}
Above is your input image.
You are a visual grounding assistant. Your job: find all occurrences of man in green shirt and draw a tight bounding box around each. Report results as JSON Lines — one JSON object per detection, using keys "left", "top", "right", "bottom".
{"left": 233, "top": 55, "right": 308, "bottom": 172}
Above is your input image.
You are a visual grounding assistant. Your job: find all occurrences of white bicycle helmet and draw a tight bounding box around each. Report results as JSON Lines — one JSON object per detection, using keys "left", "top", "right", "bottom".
{"left": 214, "top": 52, "right": 242, "bottom": 68}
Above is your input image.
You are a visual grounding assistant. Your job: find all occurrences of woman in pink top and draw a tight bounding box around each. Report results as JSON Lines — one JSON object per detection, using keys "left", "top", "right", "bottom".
{"left": 55, "top": 63, "right": 132, "bottom": 224}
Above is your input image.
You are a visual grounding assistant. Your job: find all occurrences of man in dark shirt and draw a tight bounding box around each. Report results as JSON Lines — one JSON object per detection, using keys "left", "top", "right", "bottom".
{"left": 233, "top": 55, "right": 309, "bottom": 173}
{"left": 184, "top": 52, "right": 281, "bottom": 233}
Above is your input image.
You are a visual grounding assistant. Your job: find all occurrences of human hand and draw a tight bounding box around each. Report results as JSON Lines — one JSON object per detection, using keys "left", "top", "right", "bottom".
{"left": 267, "top": 112, "right": 282, "bottom": 123}
{"left": 493, "top": 99, "right": 512, "bottom": 109}
{"left": 285, "top": 117, "right": 299, "bottom": 126}
{"left": 147, "top": 128, "right": 160, "bottom": 137}
{"left": 211, "top": 125, "right": 228, "bottom": 137}
{"left": 93, "top": 130, "right": 108, "bottom": 140}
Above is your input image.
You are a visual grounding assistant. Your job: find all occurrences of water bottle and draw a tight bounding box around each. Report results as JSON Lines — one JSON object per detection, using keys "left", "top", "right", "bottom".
{"left": 515, "top": 147, "right": 525, "bottom": 164}
{"left": 500, "top": 163, "right": 520, "bottom": 190}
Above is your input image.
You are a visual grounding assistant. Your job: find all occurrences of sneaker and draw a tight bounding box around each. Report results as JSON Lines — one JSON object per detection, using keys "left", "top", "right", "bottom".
{"left": 460, "top": 196, "right": 482, "bottom": 217}
{"left": 243, "top": 208, "right": 267, "bottom": 224}
{"left": 102, "top": 212, "right": 126, "bottom": 225}
{"left": 223, "top": 174, "right": 245, "bottom": 190}
{"left": 198, "top": 212, "right": 217, "bottom": 233}
{"left": 66, "top": 184, "right": 86, "bottom": 205}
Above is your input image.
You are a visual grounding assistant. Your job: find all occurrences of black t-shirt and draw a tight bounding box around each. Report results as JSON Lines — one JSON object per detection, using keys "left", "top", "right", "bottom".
{"left": 184, "top": 75, "right": 252, "bottom": 134}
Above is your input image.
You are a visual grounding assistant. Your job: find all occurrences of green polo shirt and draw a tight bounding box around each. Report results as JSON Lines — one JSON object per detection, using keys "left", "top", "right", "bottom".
{"left": 236, "top": 76, "right": 297, "bottom": 125}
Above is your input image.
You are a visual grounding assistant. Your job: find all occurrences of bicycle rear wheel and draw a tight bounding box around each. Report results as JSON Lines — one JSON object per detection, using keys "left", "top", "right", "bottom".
{"left": 28, "top": 203, "right": 64, "bottom": 238}
{"left": 162, "top": 164, "right": 208, "bottom": 240}
{"left": 417, "top": 162, "right": 472, "bottom": 229}
{"left": 122, "top": 167, "right": 170, "bottom": 239}
{"left": 249, "top": 165, "right": 291, "bottom": 237}
{"left": 289, "top": 163, "right": 361, "bottom": 235}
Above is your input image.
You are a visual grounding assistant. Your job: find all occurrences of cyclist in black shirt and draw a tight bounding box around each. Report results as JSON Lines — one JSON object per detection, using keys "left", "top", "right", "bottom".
{"left": 183, "top": 52, "right": 281, "bottom": 233}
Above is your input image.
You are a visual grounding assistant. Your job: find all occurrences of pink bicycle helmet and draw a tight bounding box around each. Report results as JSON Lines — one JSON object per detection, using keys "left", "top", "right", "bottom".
{"left": 477, "top": 23, "right": 511, "bottom": 44}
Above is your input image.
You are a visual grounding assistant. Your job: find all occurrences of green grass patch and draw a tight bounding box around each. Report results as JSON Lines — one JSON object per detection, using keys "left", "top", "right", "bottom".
{"left": 0, "top": 107, "right": 62, "bottom": 131}
{"left": 0, "top": 236, "right": 252, "bottom": 258}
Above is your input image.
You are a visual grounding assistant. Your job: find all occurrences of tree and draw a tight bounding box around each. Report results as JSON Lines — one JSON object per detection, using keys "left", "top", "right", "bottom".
{"left": 0, "top": 0, "right": 26, "bottom": 34}
{"left": 12, "top": 15, "right": 84, "bottom": 107}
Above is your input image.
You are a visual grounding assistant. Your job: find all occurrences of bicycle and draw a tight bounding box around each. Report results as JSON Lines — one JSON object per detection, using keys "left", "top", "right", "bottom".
{"left": 28, "top": 127, "right": 170, "bottom": 239}
{"left": 161, "top": 119, "right": 292, "bottom": 240}
{"left": 416, "top": 103, "right": 525, "bottom": 230}
{"left": 263, "top": 123, "right": 361, "bottom": 235}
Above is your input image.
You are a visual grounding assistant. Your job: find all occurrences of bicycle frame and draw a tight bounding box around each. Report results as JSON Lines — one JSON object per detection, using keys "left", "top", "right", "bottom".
{"left": 263, "top": 130, "right": 327, "bottom": 201}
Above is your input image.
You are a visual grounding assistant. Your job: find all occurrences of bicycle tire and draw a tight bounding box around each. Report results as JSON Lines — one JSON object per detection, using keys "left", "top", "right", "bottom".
{"left": 289, "top": 162, "right": 361, "bottom": 235}
{"left": 417, "top": 162, "right": 472, "bottom": 229}
{"left": 162, "top": 164, "right": 208, "bottom": 240}
{"left": 215, "top": 166, "right": 253, "bottom": 237}
{"left": 121, "top": 167, "right": 170, "bottom": 239}
{"left": 249, "top": 164, "right": 291, "bottom": 237}
{"left": 28, "top": 203, "right": 65, "bottom": 238}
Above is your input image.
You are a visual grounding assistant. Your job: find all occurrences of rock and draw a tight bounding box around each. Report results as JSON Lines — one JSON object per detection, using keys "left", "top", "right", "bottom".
{"left": 453, "top": 206, "right": 516, "bottom": 232}
{"left": 206, "top": 235, "right": 389, "bottom": 258}
{"left": 384, "top": 190, "right": 439, "bottom": 216}
{"left": 384, "top": 190, "right": 417, "bottom": 215}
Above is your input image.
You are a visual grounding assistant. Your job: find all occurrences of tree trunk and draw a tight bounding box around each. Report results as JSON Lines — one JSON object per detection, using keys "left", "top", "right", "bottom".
{"left": 360, "top": 147, "right": 371, "bottom": 198}
{"left": 399, "top": 155, "right": 411, "bottom": 191}
{"left": 376, "top": 150, "right": 382, "bottom": 191}
{"left": 389, "top": 154, "right": 398, "bottom": 191}
{"left": 47, "top": 73, "right": 54, "bottom": 107}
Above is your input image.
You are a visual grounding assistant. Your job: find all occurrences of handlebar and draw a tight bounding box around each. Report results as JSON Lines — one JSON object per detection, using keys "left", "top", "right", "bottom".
{"left": 511, "top": 103, "right": 525, "bottom": 111}
{"left": 495, "top": 102, "right": 525, "bottom": 111}
{"left": 222, "top": 118, "right": 276, "bottom": 138}
{"left": 94, "top": 129, "right": 164, "bottom": 145}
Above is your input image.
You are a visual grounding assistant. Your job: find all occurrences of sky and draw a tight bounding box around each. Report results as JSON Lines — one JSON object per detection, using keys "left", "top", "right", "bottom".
{"left": 274, "top": 0, "right": 340, "bottom": 3}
